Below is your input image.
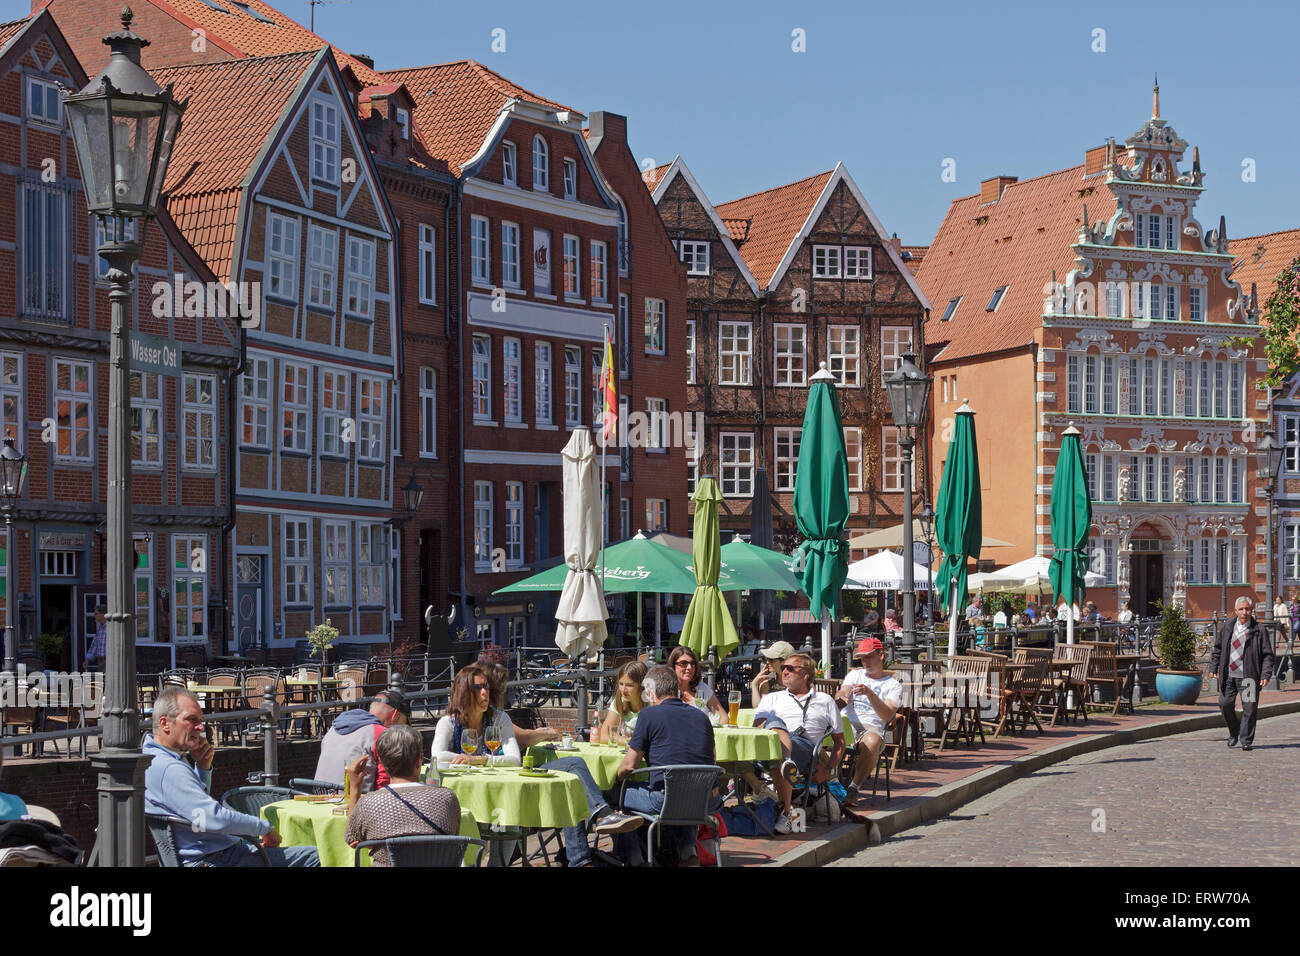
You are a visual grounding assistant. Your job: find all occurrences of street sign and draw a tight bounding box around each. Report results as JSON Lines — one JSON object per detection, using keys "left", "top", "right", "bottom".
{"left": 129, "top": 331, "right": 181, "bottom": 377}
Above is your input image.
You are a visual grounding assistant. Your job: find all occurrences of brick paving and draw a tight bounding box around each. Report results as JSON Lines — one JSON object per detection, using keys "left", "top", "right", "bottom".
{"left": 829, "top": 710, "right": 1300, "bottom": 867}
{"left": 719, "top": 686, "right": 1300, "bottom": 866}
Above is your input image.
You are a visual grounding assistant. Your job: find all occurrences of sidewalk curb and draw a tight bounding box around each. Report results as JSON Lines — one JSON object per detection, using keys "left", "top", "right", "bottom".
{"left": 766, "top": 697, "right": 1300, "bottom": 868}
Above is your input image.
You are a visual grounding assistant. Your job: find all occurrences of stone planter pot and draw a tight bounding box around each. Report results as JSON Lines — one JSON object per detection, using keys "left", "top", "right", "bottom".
{"left": 1155, "top": 668, "right": 1203, "bottom": 705}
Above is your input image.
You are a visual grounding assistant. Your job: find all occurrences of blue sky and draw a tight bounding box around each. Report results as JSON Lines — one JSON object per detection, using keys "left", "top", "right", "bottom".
{"left": 15, "top": 0, "right": 1298, "bottom": 245}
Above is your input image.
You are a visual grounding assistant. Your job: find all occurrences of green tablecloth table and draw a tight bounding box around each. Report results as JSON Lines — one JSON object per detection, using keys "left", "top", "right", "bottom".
{"left": 436, "top": 767, "right": 589, "bottom": 830}
{"left": 737, "top": 707, "right": 857, "bottom": 747}
{"left": 525, "top": 741, "right": 639, "bottom": 790}
{"left": 712, "top": 725, "right": 782, "bottom": 762}
{"left": 262, "top": 798, "right": 479, "bottom": 867}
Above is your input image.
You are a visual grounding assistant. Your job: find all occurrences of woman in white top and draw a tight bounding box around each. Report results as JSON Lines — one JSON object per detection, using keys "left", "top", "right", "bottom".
{"left": 431, "top": 664, "right": 520, "bottom": 766}
{"left": 1117, "top": 601, "right": 1134, "bottom": 624}
{"left": 667, "top": 645, "right": 728, "bottom": 722}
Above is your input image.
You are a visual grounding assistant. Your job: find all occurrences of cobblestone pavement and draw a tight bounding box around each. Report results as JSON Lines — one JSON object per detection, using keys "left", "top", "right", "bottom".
{"left": 831, "top": 711, "right": 1300, "bottom": 867}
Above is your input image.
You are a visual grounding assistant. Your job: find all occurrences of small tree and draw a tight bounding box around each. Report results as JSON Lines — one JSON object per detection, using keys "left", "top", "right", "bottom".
{"left": 306, "top": 618, "right": 339, "bottom": 662}
{"left": 1154, "top": 600, "right": 1196, "bottom": 671}
{"left": 1231, "top": 253, "right": 1300, "bottom": 389}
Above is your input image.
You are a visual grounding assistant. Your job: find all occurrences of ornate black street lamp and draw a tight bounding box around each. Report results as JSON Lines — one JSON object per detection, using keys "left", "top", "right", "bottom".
{"left": 884, "top": 352, "right": 933, "bottom": 663}
{"left": 0, "top": 438, "right": 29, "bottom": 673}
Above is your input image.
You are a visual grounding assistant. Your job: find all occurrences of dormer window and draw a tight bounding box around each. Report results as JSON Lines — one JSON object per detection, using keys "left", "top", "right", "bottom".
{"left": 502, "top": 142, "right": 517, "bottom": 186}
{"left": 395, "top": 108, "right": 410, "bottom": 140}
{"left": 532, "top": 135, "right": 549, "bottom": 190}
{"left": 563, "top": 159, "right": 577, "bottom": 200}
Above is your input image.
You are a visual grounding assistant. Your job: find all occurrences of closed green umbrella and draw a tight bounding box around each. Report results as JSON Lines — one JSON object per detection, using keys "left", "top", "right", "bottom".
{"left": 935, "top": 401, "right": 982, "bottom": 657}
{"left": 1049, "top": 424, "right": 1093, "bottom": 645}
{"left": 792, "top": 365, "right": 850, "bottom": 669}
{"left": 679, "top": 477, "right": 739, "bottom": 661}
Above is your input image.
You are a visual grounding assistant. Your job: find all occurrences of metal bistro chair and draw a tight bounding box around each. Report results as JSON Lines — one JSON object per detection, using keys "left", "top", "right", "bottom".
{"left": 146, "top": 813, "right": 270, "bottom": 867}
{"left": 354, "top": 835, "right": 485, "bottom": 868}
{"left": 219, "top": 785, "right": 296, "bottom": 818}
{"left": 616, "top": 765, "right": 725, "bottom": 867}
{"left": 289, "top": 778, "right": 344, "bottom": 796}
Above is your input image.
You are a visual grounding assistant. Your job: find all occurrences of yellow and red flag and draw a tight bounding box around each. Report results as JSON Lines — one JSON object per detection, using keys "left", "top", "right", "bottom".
{"left": 599, "top": 326, "right": 617, "bottom": 442}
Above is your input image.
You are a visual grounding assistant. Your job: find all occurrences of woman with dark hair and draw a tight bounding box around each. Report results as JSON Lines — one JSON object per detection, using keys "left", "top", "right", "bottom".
{"left": 666, "top": 646, "right": 728, "bottom": 722}
{"left": 431, "top": 664, "right": 520, "bottom": 766}
{"left": 476, "top": 656, "right": 560, "bottom": 748}
{"left": 600, "top": 660, "right": 648, "bottom": 742}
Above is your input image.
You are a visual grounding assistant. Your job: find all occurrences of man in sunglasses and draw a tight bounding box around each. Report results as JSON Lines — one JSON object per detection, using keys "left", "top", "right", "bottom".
{"left": 752, "top": 654, "right": 844, "bottom": 834}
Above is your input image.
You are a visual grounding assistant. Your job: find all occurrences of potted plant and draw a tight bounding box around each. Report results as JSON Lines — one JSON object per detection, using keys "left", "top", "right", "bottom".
{"left": 1154, "top": 601, "right": 1202, "bottom": 704}
{"left": 305, "top": 618, "right": 339, "bottom": 674}
{"left": 36, "top": 631, "right": 64, "bottom": 670}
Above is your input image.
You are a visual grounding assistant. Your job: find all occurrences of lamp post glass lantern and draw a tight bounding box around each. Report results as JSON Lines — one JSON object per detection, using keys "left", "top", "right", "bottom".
{"left": 1, "top": 438, "right": 28, "bottom": 673}
{"left": 884, "top": 352, "right": 933, "bottom": 662}
{"left": 62, "top": 7, "right": 186, "bottom": 868}
{"left": 402, "top": 475, "right": 425, "bottom": 515}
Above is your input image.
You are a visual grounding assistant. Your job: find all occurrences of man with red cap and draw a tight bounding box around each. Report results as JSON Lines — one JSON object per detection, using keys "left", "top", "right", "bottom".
{"left": 836, "top": 638, "right": 902, "bottom": 804}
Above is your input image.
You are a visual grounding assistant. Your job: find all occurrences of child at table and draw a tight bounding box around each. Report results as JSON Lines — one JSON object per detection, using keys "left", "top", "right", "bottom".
{"left": 601, "top": 660, "right": 648, "bottom": 743}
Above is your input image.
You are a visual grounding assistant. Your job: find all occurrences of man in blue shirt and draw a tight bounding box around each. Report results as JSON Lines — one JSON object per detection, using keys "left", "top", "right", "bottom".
{"left": 143, "top": 686, "right": 318, "bottom": 866}
{"left": 613, "top": 665, "right": 717, "bottom": 866}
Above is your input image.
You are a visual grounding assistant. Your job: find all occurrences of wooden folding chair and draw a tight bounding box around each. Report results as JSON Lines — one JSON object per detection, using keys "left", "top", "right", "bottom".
{"left": 1051, "top": 644, "right": 1092, "bottom": 725}
{"left": 1078, "top": 641, "right": 1124, "bottom": 715}
{"left": 996, "top": 657, "right": 1047, "bottom": 736}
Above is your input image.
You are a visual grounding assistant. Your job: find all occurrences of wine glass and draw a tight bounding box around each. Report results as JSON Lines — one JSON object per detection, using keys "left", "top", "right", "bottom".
{"left": 461, "top": 728, "right": 480, "bottom": 768}
{"left": 617, "top": 717, "right": 629, "bottom": 745}
{"left": 484, "top": 722, "right": 502, "bottom": 760}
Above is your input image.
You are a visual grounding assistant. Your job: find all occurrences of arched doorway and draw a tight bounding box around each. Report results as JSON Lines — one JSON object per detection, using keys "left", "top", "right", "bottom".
{"left": 1128, "top": 524, "right": 1166, "bottom": 617}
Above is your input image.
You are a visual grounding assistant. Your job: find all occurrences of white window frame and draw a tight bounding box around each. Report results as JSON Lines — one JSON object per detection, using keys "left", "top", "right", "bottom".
{"left": 311, "top": 99, "right": 340, "bottom": 185}
{"left": 322, "top": 520, "right": 350, "bottom": 607}
{"left": 501, "top": 221, "right": 521, "bottom": 289}
{"left": 417, "top": 224, "right": 437, "bottom": 305}
{"left": 266, "top": 212, "right": 298, "bottom": 300}
{"left": 53, "top": 358, "right": 93, "bottom": 462}
{"left": 181, "top": 373, "right": 217, "bottom": 470}
{"left": 563, "top": 235, "right": 581, "bottom": 298}
{"left": 470, "top": 216, "right": 491, "bottom": 285}
{"left": 1188, "top": 286, "right": 1205, "bottom": 322}
{"left": 845, "top": 427, "right": 863, "bottom": 492}
{"left": 532, "top": 135, "right": 548, "bottom": 190}
{"left": 357, "top": 376, "right": 385, "bottom": 462}
{"left": 1285, "top": 523, "right": 1300, "bottom": 581}
{"left": 357, "top": 524, "right": 387, "bottom": 606}
{"left": 241, "top": 355, "right": 270, "bottom": 448}
{"left": 1282, "top": 415, "right": 1300, "bottom": 474}
{"left": 812, "top": 245, "right": 842, "bottom": 279}
{"left": 395, "top": 107, "right": 410, "bottom": 140}
{"left": 646, "top": 499, "right": 668, "bottom": 532}
{"left": 591, "top": 348, "right": 602, "bottom": 426}
{"left": 685, "top": 319, "right": 697, "bottom": 384}
{"left": 281, "top": 362, "right": 311, "bottom": 452}
{"left": 774, "top": 324, "right": 806, "bottom": 387}
{"left": 719, "top": 321, "right": 753, "bottom": 386}
{"left": 678, "top": 240, "right": 710, "bottom": 276}
{"left": 535, "top": 343, "right": 552, "bottom": 426}
{"left": 320, "top": 369, "right": 349, "bottom": 458}
{"left": 645, "top": 297, "right": 665, "bottom": 354}
{"left": 941, "top": 297, "right": 961, "bottom": 322}
{"left": 720, "top": 432, "right": 754, "bottom": 498}
{"left": 563, "top": 158, "right": 577, "bottom": 200}
{"left": 828, "top": 326, "right": 860, "bottom": 387}
{"left": 502, "top": 141, "right": 517, "bottom": 187}
{"left": 590, "top": 241, "right": 608, "bottom": 303}
{"left": 173, "top": 534, "right": 209, "bottom": 639}
{"left": 844, "top": 246, "right": 872, "bottom": 280}
{"left": 307, "top": 225, "right": 338, "bottom": 310}
{"left": 646, "top": 398, "right": 668, "bottom": 452}
{"left": 881, "top": 426, "right": 913, "bottom": 492}
{"left": 774, "top": 427, "right": 801, "bottom": 492}
{"left": 505, "top": 481, "right": 524, "bottom": 568}
{"left": 986, "top": 286, "right": 1008, "bottom": 312}
{"left": 25, "top": 75, "right": 61, "bottom": 126}
{"left": 282, "top": 519, "right": 312, "bottom": 606}
{"left": 503, "top": 337, "right": 522, "bottom": 423}
{"left": 880, "top": 326, "right": 912, "bottom": 381}
{"left": 130, "top": 371, "right": 162, "bottom": 466}
{"left": 564, "top": 346, "right": 582, "bottom": 427}
{"left": 472, "top": 335, "right": 492, "bottom": 422}
{"left": 474, "top": 482, "right": 494, "bottom": 571}
{"left": 419, "top": 366, "right": 437, "bottom": 458}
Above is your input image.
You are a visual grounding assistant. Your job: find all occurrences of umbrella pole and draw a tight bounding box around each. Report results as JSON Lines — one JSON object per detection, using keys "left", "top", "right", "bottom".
{"left": 821, "top": 609, "right": 831, "bottom": 678}
{"left": 655, "top": 592, "right": 662, "bottom": 658}
{"left": 636, "top": 593, "right": 643, "bottom": 655}
{"left": 948, "top": 605, "right": 958, "bottom": 659}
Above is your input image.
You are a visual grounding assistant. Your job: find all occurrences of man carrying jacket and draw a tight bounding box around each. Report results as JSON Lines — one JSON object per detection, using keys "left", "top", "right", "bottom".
{"left": 1210, "top": 596, "right": 1275, "bottom": 752}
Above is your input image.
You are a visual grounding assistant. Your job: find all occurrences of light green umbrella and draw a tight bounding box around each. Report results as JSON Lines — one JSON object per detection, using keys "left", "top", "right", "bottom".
{"left": 1049, "top": 424, "right": 1093, "bottom": 645}
{"left": 935, "top": 401, "right": 982, "bottom": 657}
{"left": 719, "top": 540, "right": 800, "bottom": 592}
{"left": 679, "top": 478, "right": 739, "bottom": 661}
{"left": 792, "top": 365, "right": 850, "bottom": 669}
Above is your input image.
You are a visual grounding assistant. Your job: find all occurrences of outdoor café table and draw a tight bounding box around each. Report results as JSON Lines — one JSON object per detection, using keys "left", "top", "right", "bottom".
{"left": 261, "top": 797, "right": 480, "bottom": 867}
{"left": 525, "top": 740, "right": 637, "bottom": 790}
{"left": 736, "top": 708, "right": 858, "bottom": 749}
{"left": 284, "top": 677, "right": 341, "bottom": 734}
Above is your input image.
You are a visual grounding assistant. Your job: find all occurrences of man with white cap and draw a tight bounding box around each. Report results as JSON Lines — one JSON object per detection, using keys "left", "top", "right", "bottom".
{"left": 836, "top": 638, "right": 902, "bottom": 804}
{"left": 750, "top": 640, "right": 795, "bottom": 706}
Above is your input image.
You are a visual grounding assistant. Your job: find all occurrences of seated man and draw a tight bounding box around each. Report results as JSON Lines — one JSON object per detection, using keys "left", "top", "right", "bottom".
{"left": 144, "top": 686, "right": 319, "bottom": 867}
{"left": 752, "top": 654, "right": 844, "bottom": 834}
{"left": 612, "top": 665, "right": 717, "bottom": 866}
{"left": 343, "top": 724, "right": 463, "bottom": 866}
{"left": 314, "top": 689, "right": 410, "bottom": 789}
{"left": 836, "top": 638, "right": 902, "bottom": 804}
{"left": 749, "top": 640, "right": 795, "bottom": 706}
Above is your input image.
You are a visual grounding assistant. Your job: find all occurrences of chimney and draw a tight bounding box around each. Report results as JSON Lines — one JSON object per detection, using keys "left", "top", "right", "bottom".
{"left": 979, "top": 175, "right": 1017, "bottom": 204}
{"left": 354, "top": 53, "right": 376, "bottom": 70}
{"left": 586, "top": 111, "right": 627, "bottom": 152}
{"left": 1084, "top": 144, "right": 1109, "bottom": 175}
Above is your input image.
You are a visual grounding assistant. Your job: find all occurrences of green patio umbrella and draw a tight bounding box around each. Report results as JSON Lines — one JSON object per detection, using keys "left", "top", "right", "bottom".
{"left": 719, "top": 540, "right": 800, "bottom": 592}
{"left": 1049, "top": 424, "right": 1093, "bottom": 645}
{"left": 679, "top": 477, "right": 739, "bottom": 661}
{"left": 935, "top": 401, "right": 982, "bottom": 657}
{"left": 493, "top": 533, "right": 701, "bottom": 594}
{"left": 792, "top": 365, "right": 850, "bottom": 669}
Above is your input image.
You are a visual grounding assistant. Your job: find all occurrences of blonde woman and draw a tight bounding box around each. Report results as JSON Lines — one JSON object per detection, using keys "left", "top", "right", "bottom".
{"left": 601, "top": 660, "right": 648, "bottom": 742}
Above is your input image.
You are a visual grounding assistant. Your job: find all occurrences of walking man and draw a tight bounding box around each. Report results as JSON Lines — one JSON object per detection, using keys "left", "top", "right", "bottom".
{"left": 1209, "top": 596, "right": 1274, "bottom": 752}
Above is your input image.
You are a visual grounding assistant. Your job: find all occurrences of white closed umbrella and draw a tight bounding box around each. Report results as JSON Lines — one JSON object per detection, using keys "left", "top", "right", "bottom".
{"left": 554, "top": 428, "right": 608, "bottom": 657}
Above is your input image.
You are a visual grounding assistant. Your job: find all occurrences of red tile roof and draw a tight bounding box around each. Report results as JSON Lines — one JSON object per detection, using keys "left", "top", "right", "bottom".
{"left": 1229, "top": 229, "right": 1300, "bottom": 315}
{"left": 381, "top": 60, "right": 572, "bottom": 175}
{"left": 901, "top": 244, "right": 927, "bottom": 274}
{"left": 721, "top": 217, "right": 750, "bottom": 242}
{"left": 152, "top": 50, "right": 319, "bottom": 281}
{"left": 0, "top": 17, "right": 29, "bottom": 49}
{"left": 714, "top": 169, "right": 834, "bottom": 289}
{"left": 916, "top": 164, "right": 1114, "bottom": 363}
{"left": 642, "top": 162, "right": 672, "bottom": 193}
